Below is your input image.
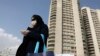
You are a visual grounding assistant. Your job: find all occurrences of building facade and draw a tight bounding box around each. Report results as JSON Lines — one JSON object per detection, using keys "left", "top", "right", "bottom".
{"left": 81, "top": 7, "right": 100, "bottom": 56}
{"left": 47, "top": 0, "right": 85, "bottom": 56}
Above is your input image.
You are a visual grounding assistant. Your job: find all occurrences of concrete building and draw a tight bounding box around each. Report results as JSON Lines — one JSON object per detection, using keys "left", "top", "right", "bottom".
{"left": 81, "top": 7, "right": 100, "bottom": 56}
{"left": 47, "top": 0, "right": 85, "bottom": 56}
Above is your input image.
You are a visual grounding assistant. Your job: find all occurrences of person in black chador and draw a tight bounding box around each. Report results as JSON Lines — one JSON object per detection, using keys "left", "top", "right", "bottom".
{"left": 16, "top": 15, "right": 49, "bottom": 56}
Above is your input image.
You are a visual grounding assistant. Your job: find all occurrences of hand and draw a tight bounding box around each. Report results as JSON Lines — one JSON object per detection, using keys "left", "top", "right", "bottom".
{"left": 21, "top": 30, "right": 30, "bottom": 36}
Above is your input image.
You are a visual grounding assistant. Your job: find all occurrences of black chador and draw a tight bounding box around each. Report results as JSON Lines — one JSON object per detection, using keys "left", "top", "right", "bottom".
{"left": 16, "top": 15, "right": 48, "bottom": 56}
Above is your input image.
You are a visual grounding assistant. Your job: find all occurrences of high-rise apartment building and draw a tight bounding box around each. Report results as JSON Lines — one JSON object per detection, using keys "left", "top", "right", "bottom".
{"left": 47, "top": 0, "right": 85, "bottom": 56}
{"left": 81, "top": 7, "right": 100, "bottom": 56}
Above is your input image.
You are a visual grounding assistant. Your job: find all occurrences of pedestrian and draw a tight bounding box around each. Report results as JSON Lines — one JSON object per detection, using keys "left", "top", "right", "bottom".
{"left": 16, "top": 14, "right": 49, "bottom": 56}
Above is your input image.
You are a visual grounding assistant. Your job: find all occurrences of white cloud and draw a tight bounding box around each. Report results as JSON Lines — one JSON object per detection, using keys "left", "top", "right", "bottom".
{"left": 0, "top": 28, "right": 22, "bottom": 53}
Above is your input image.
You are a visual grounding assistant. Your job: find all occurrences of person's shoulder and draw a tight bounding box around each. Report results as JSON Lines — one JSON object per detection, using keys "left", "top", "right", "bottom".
{"left": 41, "top": 24, "right": 48, "bottom": 30}
{"left": 41, "top": 24, "right": 47, "bottom": 27}
{"left": 43, "top": 24, "right": 48, "bottom": 27}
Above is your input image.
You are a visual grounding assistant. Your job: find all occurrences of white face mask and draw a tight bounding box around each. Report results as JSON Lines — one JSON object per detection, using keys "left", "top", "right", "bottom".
{"left": 29, "top": 20, "right": 37, "bottom": 28}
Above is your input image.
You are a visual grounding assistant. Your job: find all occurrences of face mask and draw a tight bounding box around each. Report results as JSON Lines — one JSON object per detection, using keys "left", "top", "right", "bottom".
{"left": 29, "top": 20, "right": 37, "bottom": 28}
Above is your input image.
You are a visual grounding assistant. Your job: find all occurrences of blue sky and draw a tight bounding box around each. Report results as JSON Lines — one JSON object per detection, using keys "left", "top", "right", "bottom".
{"left": 80, "top": 0, "right": 100, "bottom": 9}
{"left": 0, "top": 0, "right": 50, "bottom": 40}
{"left": 0, "top": 0, "right": 100, "bottom": 40}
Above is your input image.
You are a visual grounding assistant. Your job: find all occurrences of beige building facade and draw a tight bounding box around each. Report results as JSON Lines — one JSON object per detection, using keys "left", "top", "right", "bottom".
{"left": 47, "top": 0, "right": 85, "bottom": 56}
{"left": 81, "top": 7, "right": 100, "bottom": 56}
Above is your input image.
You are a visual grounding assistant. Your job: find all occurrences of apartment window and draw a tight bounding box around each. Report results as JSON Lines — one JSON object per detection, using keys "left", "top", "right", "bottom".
{"left": 48, "top": 44, "right": 54, "bottom": 47}
{"left": 48, "top": 40, "right": 55, "bottom": 43}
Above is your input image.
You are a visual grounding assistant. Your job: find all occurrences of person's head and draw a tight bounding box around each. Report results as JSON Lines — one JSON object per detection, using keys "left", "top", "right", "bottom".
{"left": 31, "top": 14, "right": 44, "bottom": 28}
